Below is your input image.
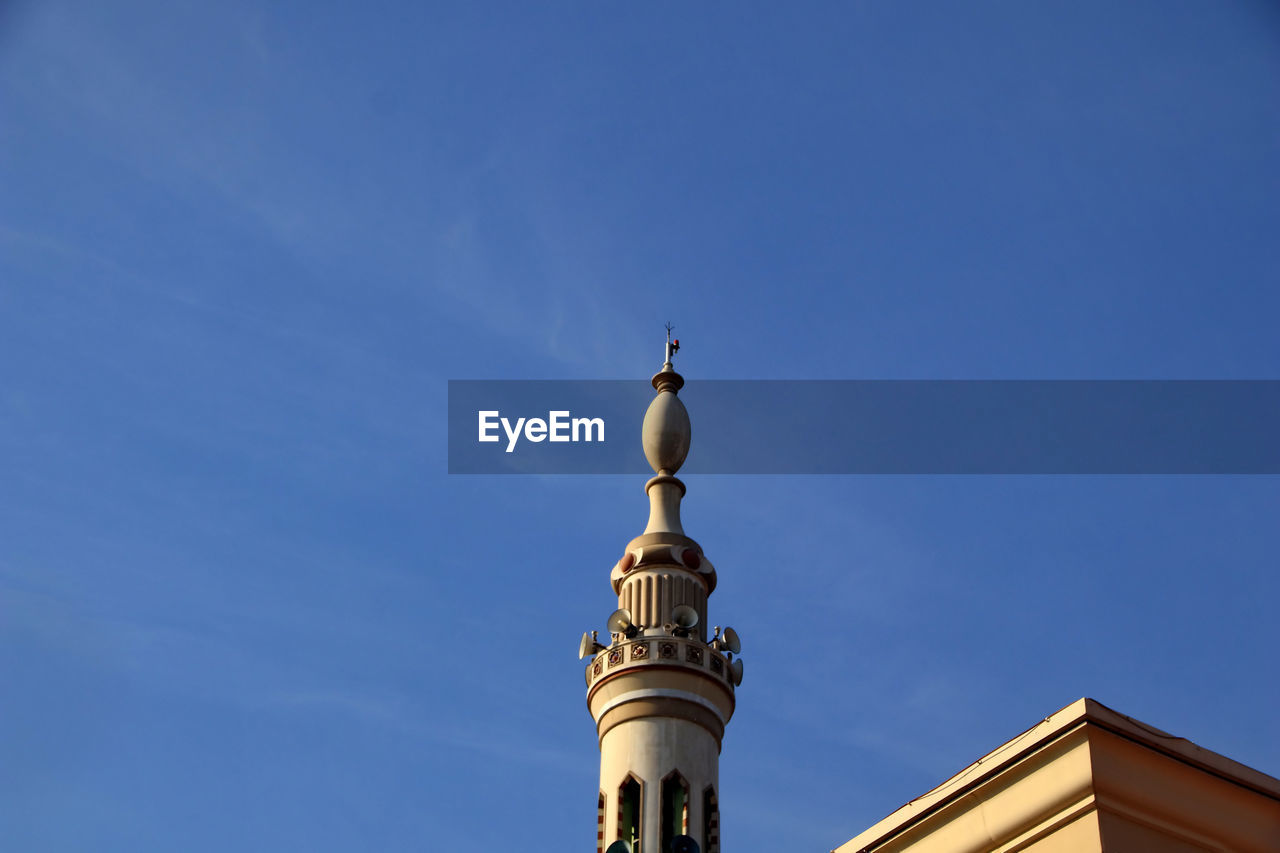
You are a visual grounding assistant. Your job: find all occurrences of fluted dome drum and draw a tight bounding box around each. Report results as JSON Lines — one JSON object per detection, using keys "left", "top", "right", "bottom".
{"left": 642, "top": 388, "right": 691, "bottom": 474}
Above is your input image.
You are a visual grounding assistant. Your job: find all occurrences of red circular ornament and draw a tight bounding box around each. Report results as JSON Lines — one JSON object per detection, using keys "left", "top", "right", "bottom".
{"left": 681, "top": 549, "right": 701, "bottom": 569}
{"left": 619, "top": 553, "right": 635, "bottom": 572}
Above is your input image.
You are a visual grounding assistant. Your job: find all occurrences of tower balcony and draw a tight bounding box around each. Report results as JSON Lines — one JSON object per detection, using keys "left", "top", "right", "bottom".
{"left": 586, "top": 635, "right": 737, "bottom": 747}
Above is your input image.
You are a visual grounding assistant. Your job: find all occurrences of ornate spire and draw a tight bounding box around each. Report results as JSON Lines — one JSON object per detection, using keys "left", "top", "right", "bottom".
{"left": 641, "top": 327, "right": 690, "bottom": 533}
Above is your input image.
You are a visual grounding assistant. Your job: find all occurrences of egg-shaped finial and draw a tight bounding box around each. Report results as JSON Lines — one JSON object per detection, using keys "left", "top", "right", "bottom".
{"left": 643, "top": 326, "right": 691, "bottom": 475}
{"left": 642, "top": 379, "right": 690, "bottom": 475}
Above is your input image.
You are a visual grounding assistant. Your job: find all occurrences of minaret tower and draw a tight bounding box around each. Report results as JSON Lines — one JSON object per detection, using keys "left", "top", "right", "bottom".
{"left": 581, "top": 332, "right": 742, "bottom": 853}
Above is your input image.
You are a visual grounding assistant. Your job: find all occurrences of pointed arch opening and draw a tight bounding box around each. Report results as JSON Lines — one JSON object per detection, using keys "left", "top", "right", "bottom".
{"left": 619, "top": 775, "right": 643, "bottom": 853}
{"left": 661, "top": 771, "right": 690, "bottom": 851}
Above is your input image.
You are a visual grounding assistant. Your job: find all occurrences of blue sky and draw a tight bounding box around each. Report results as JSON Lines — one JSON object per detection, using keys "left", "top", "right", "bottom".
{"left": 2, "top": 2, "right": 1278, "bottom": 850}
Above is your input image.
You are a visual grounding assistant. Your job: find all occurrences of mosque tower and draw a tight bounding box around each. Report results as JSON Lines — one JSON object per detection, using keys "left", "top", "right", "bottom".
{"left": 580, "top": 334, "right": 742, "bottom": 853}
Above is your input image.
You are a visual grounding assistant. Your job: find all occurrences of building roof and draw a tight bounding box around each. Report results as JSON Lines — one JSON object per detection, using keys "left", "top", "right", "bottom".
{"left": 834, "top": 697, "right": 1280, "bottom": 853}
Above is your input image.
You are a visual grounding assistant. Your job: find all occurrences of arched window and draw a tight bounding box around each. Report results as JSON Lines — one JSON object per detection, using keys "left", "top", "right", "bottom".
{"left": 661, "top": 771, "right": 690, "bottom": 850}
{"left": 702, "top": 786, "right": 719, "bottom": 853}
{"left": 597, "top": 791, "right": 606, "bottom": 853}
{"left": 619, "top": 776, "right": 643, "bottom": 853}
